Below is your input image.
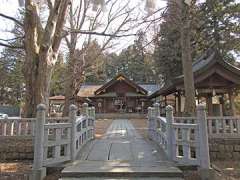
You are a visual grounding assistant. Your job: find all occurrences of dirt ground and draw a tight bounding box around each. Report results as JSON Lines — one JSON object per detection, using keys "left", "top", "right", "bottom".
{"left": 0, "top": 161, "right": 32, "bottom": 173}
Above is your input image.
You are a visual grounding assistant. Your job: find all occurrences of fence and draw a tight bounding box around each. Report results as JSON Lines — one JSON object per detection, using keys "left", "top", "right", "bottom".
{"left": 0, "top": 103, "right": 95, "bottom": 180}
{"left": 31, "top": 103, "right": 95, "bottom": 179}
{"left": 148, "top": 103, "right": 210, "bottom": 169}
{"left": 207, "top": 116, "right": 240, "bottom": 138}
{"left": 0, "top": 118, "right": 35, "bottom": 136}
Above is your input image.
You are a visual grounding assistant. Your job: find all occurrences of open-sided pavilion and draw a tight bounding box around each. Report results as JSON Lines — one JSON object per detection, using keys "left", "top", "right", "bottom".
{"left": 150, "top": 50, "right": 240, "bottom": 116}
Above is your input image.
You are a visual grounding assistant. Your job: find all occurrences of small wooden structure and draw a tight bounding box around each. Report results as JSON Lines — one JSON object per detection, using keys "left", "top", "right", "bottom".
{"left": 150, "top": 50, "right": 240, "bottom": 116}
{"left": 77, "top": 74, "right": 159, "bottom": 113}
{"left": 49, "top": 95, "right": 65, "bottom": 116}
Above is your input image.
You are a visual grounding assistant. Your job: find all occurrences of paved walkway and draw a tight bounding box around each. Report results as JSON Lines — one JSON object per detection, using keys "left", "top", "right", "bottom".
{"left": 61, "top": 119, "right": 182, "bottom": 179}
{"left": 79, "top": 119, "right": 167, "bottom": 162}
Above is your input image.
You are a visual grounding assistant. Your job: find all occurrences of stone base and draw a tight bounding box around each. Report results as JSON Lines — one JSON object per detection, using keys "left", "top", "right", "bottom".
{"left": 31, "top": 167, "right": 46, "bottom": 180}
{"left": 0, "top": 136, "right": 33, "bottom": 161}
{"left": 209, "top": 138, "right": 240, "bottom": 161}
{"left": 198, "top": 168, "right": 216, "bottom": 180}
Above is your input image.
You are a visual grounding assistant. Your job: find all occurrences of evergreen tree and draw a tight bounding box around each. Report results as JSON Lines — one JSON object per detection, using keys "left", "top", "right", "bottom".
{"left": 194, "top": 0, "right": 240, "bottom": 61}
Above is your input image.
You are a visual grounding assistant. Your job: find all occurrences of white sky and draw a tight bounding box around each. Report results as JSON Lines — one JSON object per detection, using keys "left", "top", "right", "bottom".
{"left": 0, "top": 0, "right": 239, "bottom": 57}
{"left": 0, "top": 0, "right": 167, "bottom": 54}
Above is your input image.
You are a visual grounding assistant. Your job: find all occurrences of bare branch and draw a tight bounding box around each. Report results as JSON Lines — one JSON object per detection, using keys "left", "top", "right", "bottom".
{"left": 47, "top": 0, "right": 53, "bottom": 10}
{"left": 0, "top": 13, "right": 23, "bottom": 26}
{"left": 0, "top": 42, "right": 24, "bottom": 49}
{"left": 0, "top": 36, "right": 24, "bottom": 42}
{"left": 68, "top": 29, "right": 136, "bottom": 37}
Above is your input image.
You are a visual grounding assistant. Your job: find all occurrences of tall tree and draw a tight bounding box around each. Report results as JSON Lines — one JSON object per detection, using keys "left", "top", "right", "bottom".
{"left": 0, "top": 21, "right": 25, "bottom": 106}
{"left": 194, "top": 0, "right": 240, "bottom": 60}
{"left": 180, "top": 0, "right": 196, "bottom": 115}
{"left": 63, "top": 0, "right": 138, "bottom": 115}
{"left": 50, "top": 53, "right": 66, "bottom": 96}
{"left": 104, "top": 34, "right": 156, "bottom": 83}
{"left": 0, "top": 0, "right": 71, "bottom": 117}
{"left": 23, "top": 0, "right": 70, "bottom": 117}
{"left": 153, "top": 21, "right": 182, "bottom": 84}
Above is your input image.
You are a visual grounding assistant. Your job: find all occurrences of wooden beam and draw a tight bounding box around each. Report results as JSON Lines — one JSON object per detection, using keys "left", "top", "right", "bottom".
{"left": 229, "top": 91, "right": 236, "bottom": 116}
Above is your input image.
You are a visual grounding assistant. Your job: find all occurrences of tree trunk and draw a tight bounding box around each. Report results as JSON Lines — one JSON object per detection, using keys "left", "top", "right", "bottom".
{"left": 180, "top": 1, "right": 196, "bottom": 115}
{"left": 23, "top": 0, "right": 70, "bottom": 117}
{"left": 63, "top": 51, "right": 77, "bottom": 116}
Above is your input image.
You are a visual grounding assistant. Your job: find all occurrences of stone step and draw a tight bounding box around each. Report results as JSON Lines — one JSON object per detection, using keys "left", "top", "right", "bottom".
{"left": 60, "top": 178, "right": 184, "bottom": 180}
{"left": 61, "top": 160, "right": 183, "bottom": 179}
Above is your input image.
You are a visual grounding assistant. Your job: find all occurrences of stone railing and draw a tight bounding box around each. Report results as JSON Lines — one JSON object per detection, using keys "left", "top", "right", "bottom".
{"left": 32, "top": 103, "right": 95, "bottom": 180}
{"left": 0, "top": 117, "right": 36, "bottom": 136}
{"left": 148, "top": 104, "right": 168, "bottom": 152}
{"left": 148, "top": 103, "right": 210, "bottom": 170}
{"left": 207, "top": 116, "right": 240, "bottom": 138}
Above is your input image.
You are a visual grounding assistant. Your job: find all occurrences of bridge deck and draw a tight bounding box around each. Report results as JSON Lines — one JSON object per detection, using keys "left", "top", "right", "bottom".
{"left": 61, "top": 119, "right": 182, "bottom": 179}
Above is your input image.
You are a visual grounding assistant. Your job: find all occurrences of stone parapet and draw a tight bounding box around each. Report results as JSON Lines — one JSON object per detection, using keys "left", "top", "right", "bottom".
{"left": 0, "top": 136, "right": 33, "bottom": 161}
{"left": 209, "top": 138, "right": 240, "bottom": 161}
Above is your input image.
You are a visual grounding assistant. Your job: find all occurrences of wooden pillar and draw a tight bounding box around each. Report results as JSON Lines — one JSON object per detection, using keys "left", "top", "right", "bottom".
{"left": 103, "top": 98, "right": 105, "bottom": 113}
{"left": 177, "top": 91, "right": 181, "bottom": 116}
{"left": 221, "top": 94, "right": 225, "bottom": 116}
{"left": 206, "top": 95, "right": 213, "bottom": 116}
{"left": 164, "top": 96, "right": 167, "bottom": 115}
{"left": 174, "top": 95, "right": 177, "bottom": 114}
{"left": 164, "top": 95, "right": 167, "bottom": 106}
{"left": 229, "top": 91, "right": 236, "bottom": 116}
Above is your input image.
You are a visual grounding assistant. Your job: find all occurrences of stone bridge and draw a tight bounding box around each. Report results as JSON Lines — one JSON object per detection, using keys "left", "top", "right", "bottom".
{"left": 2, "top": 102, "right": 240, "bottom": 179}
{"left": 61, "top": 119, "right": 182, "bottom": 179}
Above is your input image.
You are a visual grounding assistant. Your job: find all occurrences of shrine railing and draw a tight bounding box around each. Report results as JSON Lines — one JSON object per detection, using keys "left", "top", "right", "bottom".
{"left": 32, "top": 103, "right": 95, "bottom": 180}
{"left": 207, "top": 116, "right": 240, "bottom": 138}
{"left": 148, "top": 103, "right": 210, "bottom": 169}
{"left": 0, "top": 118, "right": 35, "bottom": 136}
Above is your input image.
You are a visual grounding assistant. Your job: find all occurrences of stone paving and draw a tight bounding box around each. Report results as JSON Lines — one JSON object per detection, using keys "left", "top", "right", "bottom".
{"left": 61, "top": 119, "right": 183, "bottom": 179}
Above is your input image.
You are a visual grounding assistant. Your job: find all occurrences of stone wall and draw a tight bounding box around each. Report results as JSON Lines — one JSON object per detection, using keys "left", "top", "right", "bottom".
{"left": 0, "top": 136, "right": 33, "bottom": 161}
{"left": 209, "top": 138, "right": 240, "bottom": 161}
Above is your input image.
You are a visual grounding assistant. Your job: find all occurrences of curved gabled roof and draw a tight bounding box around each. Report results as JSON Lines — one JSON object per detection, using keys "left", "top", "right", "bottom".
{"left": 94, "top": 73, "right": 148, "bottom": 95}
{"left": 150, "top": 50, "right": 240, "bottom": 98}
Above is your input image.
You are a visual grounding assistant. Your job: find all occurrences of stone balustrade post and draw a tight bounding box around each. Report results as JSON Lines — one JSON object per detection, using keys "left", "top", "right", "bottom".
{"left": 82, "top": 103, "right": 89, "bottom": 116}
{"left": 166, "top": 105, "right": 174, "bottom": 161}
{"left": 90, "top": 107, "right": 94, "bottom": 118}
{"left": 147, "top": 107, "right": 151, "bottom": 119}
{"left": 197, "top": 105, "right": 210, "bottom": 169}
{"left": 154, "top": 103, "right": 160, "bottom": 117}
{"left": 69, "top": 104, "right": 77, "bottom": 161}
{"left": 32, "top": 104, "right": 46, "bottom": 180}
{"left": 92, "top": 107, "right": 96, "bottom": 119}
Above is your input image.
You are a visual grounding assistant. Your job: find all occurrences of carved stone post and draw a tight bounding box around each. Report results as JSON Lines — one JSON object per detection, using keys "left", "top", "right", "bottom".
{"left": 148, "top": 107, "right": 151, "bottom": 119}
{"left": 69, "top": 104, "right": 77, "bottom": 161}
{"left": 197, "top": 105, "right": 214, "bottom": 179}
{"left": 154, "top": 103, "right": 160, "bottom": 117}
{"left": 92, "top": 107, "right": 96, "bottom": 139}
{"left": 32, "top": 104, "right": 46, "bottom": 180}
{"left": 82, "top": 103, "right": 88, "bottom": 116}
{"left": 166, "top": 105, "right": 174, "bottom": 161}
{"left": 92, "top": 107, "right": 96, "bottom": 119}
{"left": 197, "top": 105, "right": 210, "bottom": 169}
{"left": 147, "top": 107, "right": 153, "bottom": 139}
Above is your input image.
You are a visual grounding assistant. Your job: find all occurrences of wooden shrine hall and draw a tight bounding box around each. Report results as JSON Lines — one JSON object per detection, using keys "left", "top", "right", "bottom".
{"left": 77, "top": 74, "right": 159, "bottom": 114}
{"left": 150, "top": 50, "right": 240, "bottom": 116}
